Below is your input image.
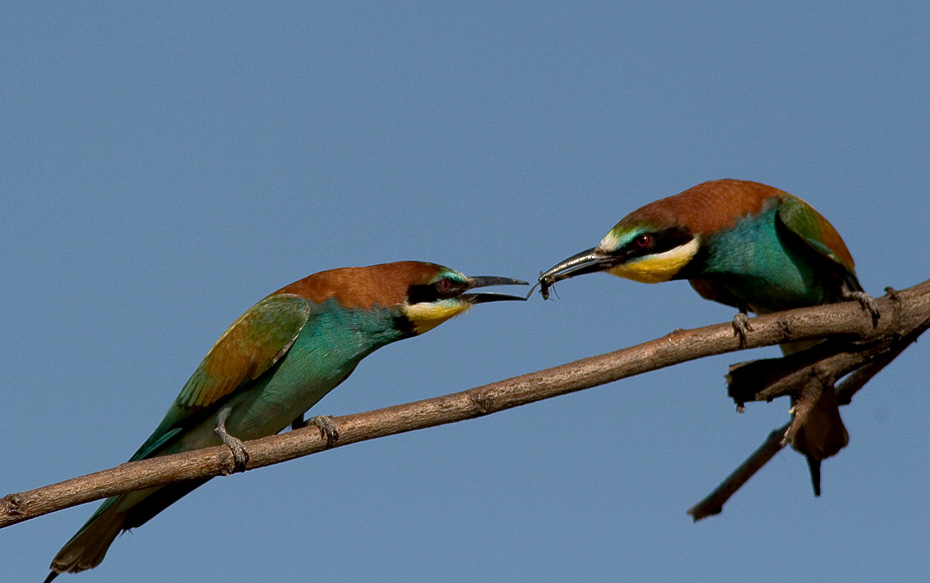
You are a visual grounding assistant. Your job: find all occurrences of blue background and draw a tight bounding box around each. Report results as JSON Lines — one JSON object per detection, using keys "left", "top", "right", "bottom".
{"left": 3, "top": 3, "right": 929, "bottom": 582}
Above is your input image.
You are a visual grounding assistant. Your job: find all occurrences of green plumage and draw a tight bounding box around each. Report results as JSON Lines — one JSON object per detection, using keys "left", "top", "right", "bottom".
{"left": 46, "top": 261, "right": 526, "bottom": 580}
{"left": 685, "top": 194, "right": 863, "bottom": 314}
{"left": 49, "top": 297, "right": 411, "bottom": 579}
{"left": 140, "top": 297, "right": 406, "bottom": 461}
{"left": 538, "top": 179, "right": 868, "bottom": 498}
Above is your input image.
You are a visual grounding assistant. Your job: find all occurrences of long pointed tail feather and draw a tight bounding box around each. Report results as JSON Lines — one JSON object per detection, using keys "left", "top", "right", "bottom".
{"left": 46, "top": 500, "right": 127, "bottom": 579}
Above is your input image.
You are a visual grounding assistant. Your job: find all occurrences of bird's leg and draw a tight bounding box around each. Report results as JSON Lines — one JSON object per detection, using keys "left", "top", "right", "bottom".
{"left": 214, "top": 408, "right": 249, "bottom": 474}
{"left": 732, "top": 305, "right": 752, "bottom": 347}
{"left": 842, "top": 289, "right": 879, "bottom": 326}
{"left": 290, "top": 413, "right": 306, "bottom": 431}
{"left": 290, "top": 413, "right": 339, "bottom": 447}
{"left": 309, "top": 415, "right": 339, "bottom": 447}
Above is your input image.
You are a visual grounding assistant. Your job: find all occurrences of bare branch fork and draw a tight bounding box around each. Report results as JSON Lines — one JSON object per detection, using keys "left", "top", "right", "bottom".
{"left": 3, "top": 278, "right": 929, "bottom": 530}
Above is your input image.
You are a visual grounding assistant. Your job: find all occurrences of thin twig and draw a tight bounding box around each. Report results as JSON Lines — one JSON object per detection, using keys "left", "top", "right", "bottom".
{"left": 688, "top": 314, "right": 930, "bottom": 521}
{"left": 687, "top": 421, "right": 791, "bottom": 520}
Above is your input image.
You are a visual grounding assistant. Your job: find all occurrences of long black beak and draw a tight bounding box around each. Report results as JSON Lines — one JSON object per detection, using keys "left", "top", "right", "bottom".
{"left": 463, "top": 275, "right": 529, "bottom": 303}
{"left": 536, "top": 247, "right": 618, "bottom": 299}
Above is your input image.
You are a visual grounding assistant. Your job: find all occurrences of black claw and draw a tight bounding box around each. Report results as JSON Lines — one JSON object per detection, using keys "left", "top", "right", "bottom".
{"left": 732, "top": 312, "right": 752, "bottom": 346}
{"left": 228, "top": 442, "right": 249, "bottom": 472}
{"left": 309, "top": 415, "right": 339, "bottom": 447}
{"left": 844, "top": 290, "right": 880, "bottom": 327}
{"left": 214, "top": 416, "right": 249, "bottom": 473}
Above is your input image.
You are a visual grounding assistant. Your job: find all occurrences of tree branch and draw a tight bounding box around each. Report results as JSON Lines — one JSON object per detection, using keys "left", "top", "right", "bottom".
{"left": 4, "top": 279, "right": 929, "bottom": 530}
{"left": 688, "top": 312, "right": 930, "bottom": 520}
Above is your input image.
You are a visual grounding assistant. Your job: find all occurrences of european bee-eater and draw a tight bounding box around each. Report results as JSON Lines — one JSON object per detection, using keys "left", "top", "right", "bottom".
{"left": 537, "top": 179, "right": 874, "bottom": 496}
{"left": 46, "top": 261, "right": 526, "bottom": 580}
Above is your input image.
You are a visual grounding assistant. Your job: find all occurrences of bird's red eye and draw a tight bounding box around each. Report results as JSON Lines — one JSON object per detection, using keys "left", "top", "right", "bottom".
{"left": 635, "top": 234, "right": 654, "bottom": 249}
{"left": 436, "top": 278, "right": 454, "bottom": 296}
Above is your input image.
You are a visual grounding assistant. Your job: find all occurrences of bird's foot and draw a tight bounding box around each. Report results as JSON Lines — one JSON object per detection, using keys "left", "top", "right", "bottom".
{"left": 843, "top": 290, "right": 879, "bottom": 326}
{"left": 214, "top": 416, "right": 249, "bottom": 474}
{"left": 308, "top": 415, "right": 339, "bottom": 447}
{"left": 290, "top": 414, "right": 338, "bottom": 446}
{"left": 732, "top": 312, "right": 752, "bottom": 346}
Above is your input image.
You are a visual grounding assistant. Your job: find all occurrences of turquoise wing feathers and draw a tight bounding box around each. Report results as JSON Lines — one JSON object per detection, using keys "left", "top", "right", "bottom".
{"left": 131, "top": 294, "right": 313, "bottom": 460}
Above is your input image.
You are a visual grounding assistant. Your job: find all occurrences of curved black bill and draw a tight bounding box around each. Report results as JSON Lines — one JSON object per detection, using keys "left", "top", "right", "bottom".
{"left": 464, "top": 275, "right": 529, "bottom": 303}
{"left": 536, "top": 247, "right": 618, "bottom": 299}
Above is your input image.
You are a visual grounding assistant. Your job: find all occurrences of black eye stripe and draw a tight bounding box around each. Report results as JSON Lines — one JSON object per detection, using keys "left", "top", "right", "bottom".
{"left": 437, "top": 277, "right": 468, "bottom": 298}
{"left": 407, "top": 284, "right": 438, "bottom": 304}
{"left": 623, "top": 227, "right": 693, "bottom": 258}
{"left": 407, "top": 277, "right": 468, "bottom": 303}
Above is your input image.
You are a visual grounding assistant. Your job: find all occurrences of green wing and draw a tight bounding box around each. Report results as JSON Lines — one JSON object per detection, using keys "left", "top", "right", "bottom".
{"left": 777, "top": 194, "right": 862, "bottom": 290}
{"left": 131, "top": 294, "right": 313, "bottom": 460}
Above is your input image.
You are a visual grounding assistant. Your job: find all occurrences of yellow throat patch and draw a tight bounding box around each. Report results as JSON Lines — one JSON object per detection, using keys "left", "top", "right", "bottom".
{"left": 604, "top": 237, "right": 700, "bottom": 284}
{"left": 403, "top": 299, "right": 472, "bottom": 334}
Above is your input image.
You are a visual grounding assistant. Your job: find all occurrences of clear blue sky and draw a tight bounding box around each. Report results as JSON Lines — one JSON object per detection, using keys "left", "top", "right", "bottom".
{"left": 3, "top": 3, "right": 929, "bottom": 582}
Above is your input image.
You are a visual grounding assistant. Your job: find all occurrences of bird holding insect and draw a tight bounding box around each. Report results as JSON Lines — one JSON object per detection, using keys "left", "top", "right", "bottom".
{"left": 537, "top": 179, "right": 877, "bottom": 495}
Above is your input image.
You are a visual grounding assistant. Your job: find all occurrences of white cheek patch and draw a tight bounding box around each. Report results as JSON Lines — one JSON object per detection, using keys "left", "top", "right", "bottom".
{"left": 599, "top": 232, "right": 621, "bottom": 251}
